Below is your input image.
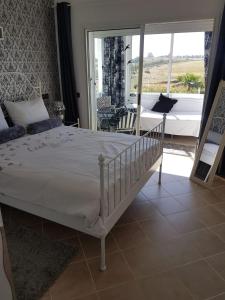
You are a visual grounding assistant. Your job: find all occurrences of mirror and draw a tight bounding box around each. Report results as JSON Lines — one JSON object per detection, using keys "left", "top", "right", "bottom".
{"left": 191, "top": 80, "right": 225, "bottom": 186}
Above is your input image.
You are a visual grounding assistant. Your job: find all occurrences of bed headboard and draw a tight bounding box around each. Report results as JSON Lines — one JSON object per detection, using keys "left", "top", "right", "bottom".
{"left": 0, "top": 72, "right": 42, "bottom": 104}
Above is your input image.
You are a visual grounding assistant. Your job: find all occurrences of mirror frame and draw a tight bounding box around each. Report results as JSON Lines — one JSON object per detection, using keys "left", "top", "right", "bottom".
{"left": 191, "top": 80, "right": 225, "bottom": 186}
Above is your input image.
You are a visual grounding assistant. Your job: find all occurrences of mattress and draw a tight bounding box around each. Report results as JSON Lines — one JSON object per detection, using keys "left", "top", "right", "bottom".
{"left": 0, "top": 126, "right": 158, "bottom": 234}
{"left": 140, "top": 111, "right": 201, "bottom": 137}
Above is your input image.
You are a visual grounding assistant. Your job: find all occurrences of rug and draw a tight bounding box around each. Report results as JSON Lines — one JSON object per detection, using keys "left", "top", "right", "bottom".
{"left": 4, "top": 220, "right": 77, "bottom": 300}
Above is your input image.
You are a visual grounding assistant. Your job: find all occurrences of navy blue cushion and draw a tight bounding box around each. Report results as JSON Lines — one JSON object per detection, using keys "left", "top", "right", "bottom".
{"left": 0, "top": 125, "right": 26, "bottom": 144}
{"left": 152, "top": 94, "right": 178, "bottom": 113}
{"left": 27, "top": 118, "right": 62, "bottom": 134}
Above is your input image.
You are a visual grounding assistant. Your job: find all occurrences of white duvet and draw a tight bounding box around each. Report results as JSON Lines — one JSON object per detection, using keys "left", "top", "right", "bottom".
{"left": 0, "top": 126, "right": 150, "bottom": 227}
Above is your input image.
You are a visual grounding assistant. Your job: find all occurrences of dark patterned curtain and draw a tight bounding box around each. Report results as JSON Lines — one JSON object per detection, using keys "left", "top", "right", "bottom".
{"left": 103, "top": 37, "right": 125, "bottom": 107}
{"left": 204, "top": 32, "right": 213, "bottom": 84}
{"left": 57, "top": 2, "right": 79, "bottom": 125}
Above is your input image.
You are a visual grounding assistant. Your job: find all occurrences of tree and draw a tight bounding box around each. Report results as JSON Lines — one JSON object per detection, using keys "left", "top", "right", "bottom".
{"left": 177, "top": 73, "right": 204, "bottom": 91}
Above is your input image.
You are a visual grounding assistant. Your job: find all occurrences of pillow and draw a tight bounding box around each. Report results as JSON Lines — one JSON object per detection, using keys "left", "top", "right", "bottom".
{"left": 0, "top": 125, "right": 25, "bottom": 144}
{"left": 4, "top": 97, "right": 49, "bottom": 127}
{"left": 27, "top": 118, "right": 62, "bottom": 134}
{"left": 152, "top": 94, "right": 178, "bottom": 113}
{"left": 0, "top": 106, "right": 9, "bottom": 131}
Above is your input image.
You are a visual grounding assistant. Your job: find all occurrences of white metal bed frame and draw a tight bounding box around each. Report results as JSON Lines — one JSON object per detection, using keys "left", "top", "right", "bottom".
{"left": 97, "top": 114, "right": 166, "bottom": 270}
{"left": 0, "top": 71, "right": 166, "bottom": 271}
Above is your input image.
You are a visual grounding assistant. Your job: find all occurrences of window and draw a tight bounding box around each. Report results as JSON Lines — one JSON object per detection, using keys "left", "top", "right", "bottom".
{"left": 171, "top": 32, "right": 205, "bottom": 94}
{"left": 130, "top": 31, "right": 207, "bottom": 96}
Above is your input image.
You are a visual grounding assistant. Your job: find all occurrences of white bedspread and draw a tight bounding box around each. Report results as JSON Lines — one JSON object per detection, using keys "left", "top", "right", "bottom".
{"left": 0, "top": 127, "right": 147, "bottom": 228}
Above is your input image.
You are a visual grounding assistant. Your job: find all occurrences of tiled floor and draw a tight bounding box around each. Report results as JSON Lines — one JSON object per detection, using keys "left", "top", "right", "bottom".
{"left": 3, "top": 143, "right": 225, "bottom": 300}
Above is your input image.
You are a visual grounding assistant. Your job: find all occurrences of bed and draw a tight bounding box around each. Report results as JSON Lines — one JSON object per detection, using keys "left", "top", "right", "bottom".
{"left": 0, "top": 73, "right": 166, "bottom": 271}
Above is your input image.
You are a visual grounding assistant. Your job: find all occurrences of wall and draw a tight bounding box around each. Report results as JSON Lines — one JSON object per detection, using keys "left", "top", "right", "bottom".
{"left": 0, "top": 0, "right": 60, "bottom": 111}
{"left": 63, "top": 0, "right": 224, "bottom": 128}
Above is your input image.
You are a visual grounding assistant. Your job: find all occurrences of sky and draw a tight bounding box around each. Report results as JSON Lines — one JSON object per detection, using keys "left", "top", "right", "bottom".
{"left": 132, "top": 32, "right": 205, "bottom": 59}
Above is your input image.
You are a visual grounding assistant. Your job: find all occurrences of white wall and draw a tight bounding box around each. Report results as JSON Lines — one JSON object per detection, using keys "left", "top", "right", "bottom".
{"left": 59, "top": 0, "right": 224, "bottom": 128}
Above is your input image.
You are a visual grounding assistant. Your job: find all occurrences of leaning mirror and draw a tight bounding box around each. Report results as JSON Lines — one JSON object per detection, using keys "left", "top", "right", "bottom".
{"left": 191, "top": 80, "right": 225, "bottom": 186}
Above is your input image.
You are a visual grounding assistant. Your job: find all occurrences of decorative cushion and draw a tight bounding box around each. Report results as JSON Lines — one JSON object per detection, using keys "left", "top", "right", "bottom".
{"left": 4, "top": 97, "right": 49, "bottom": 127}
{"left": 0, "top": 125, "right": 25, "bottom": 144}
{"left": 27, "top": 118, "right": 63, "bottom": 134}
{"left": 152, "top": 94, "right": 178, "bottom": 113}
{"left": 0, "top": 106, "right": 9, "bottom": 131}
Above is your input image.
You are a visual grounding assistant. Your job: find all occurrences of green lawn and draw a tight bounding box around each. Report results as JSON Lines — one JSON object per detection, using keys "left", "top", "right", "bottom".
{"left": 131, "top": 60, "right": 205, "bottom": 94}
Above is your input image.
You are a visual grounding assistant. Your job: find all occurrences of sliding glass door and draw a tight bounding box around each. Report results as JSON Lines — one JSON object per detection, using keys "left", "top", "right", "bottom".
{"left": 87, "top": 28, "right": 143, "bottom": 132}
{"left": 87, "top": 20, "right": 214, "bottom": 134}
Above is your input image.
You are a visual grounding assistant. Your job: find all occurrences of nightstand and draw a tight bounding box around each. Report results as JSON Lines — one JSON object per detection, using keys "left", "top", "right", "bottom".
{"left": 0, "top": 209, "right": 15, "bottom": 300}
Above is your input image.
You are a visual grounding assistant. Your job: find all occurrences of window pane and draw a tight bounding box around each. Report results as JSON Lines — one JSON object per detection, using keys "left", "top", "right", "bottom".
{"left": 141, "top": 34, "right": 171, "bottom": 93}
{"left": 171, "top": 32, "right": 205, "bottom": 95}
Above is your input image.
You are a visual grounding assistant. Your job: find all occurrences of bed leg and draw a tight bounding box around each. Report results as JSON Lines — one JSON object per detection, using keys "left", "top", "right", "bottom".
{"left": 100, "top": 237, "right": 107, "bottom": 272}
{"left": 158, "top": 162, "right": 162, "bottom": 185}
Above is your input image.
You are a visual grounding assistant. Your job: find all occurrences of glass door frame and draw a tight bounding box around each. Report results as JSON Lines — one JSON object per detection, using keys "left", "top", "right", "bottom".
{"left": 86, "top": 27, "right": 144, "bottom": 133}
{"left": 86, "top": 19, "right": 214, "bottom": 133}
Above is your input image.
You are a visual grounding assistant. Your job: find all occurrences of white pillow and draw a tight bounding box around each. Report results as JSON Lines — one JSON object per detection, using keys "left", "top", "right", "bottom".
{"left": 4, "top": 97, "right": 49, "bottom": 127}
{"left": 0, "top": 106, "right": 8, "bottom": 131}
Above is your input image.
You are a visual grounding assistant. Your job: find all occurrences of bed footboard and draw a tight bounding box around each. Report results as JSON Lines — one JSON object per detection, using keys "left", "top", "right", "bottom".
{"left": 98, "top": 114, "right": 166, "bottom": 271}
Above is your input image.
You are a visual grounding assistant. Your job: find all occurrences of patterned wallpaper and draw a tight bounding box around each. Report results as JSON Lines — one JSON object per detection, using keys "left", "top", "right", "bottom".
{"left": 0, "top": 0, "right": 60, "bottom": 110}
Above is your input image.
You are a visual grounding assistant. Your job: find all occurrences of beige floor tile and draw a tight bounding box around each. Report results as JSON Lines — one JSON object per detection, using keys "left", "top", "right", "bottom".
{"left": 214, "top": 202, "right": 225, "bottom": 215}
{"left": 139, "top": 217, "right": 178, "bottom": 243}
{"left": 185, "top": 229, "right": 225, "bottom": 258}
{"left": 133, "top": 192, "right": 149, "bottom": 203}
{"left": 174, "top": 260, "right": 225, "bottom": 299}
{"left": 150, "top": 196, "right": 187, "bottom": 216}
{"left": 195, "top": 206, "right": 225, "bottom": 226}
{"left": 79, "top": 234, "right": 118, "bottom": 259}
{"left": 123, "top": 241, "right": 169, "bottom": 278}
{"left": 116, "top": 207, "right": 137, "bottom": 226}
{"left": 159, "top": 235, "right": 202, "bottom": 268}
{"left": 126, "top": 201, "right": 158, "bottom": 221}
{"left": 207, "top": 252, "right": 225, "bottom": 280}
{"left": 142, "top": 184, "right": 170, "bottom": 200}
{"left": 210, "top": 293, "right": 225, "bottom": 299}
{"left": 211, "top": 224, "right": 225, "bottom": 242}
{"left": 212, "top": 186, "right": 225, "bottom": 202}
{"left": 43, "top": 221, "right": 78, "bottom": 241}
{"left": 197, "top": 189, "right": 223, "bottom": 205}
{"left": 166, "top": 211, "right": 205, "bottom": 234}
{"left": 98, "top": 281, "right": 146, "bottom": 300}
{"left": 174, "top": 191, "right": 209, "bottom": 210}
{"left": 162, "top": 180, "right": 201, "bottom": 196}
{"left": 75, "top": 294, "right": 99, "bottom": 300}
{"left": 139, "top": 272, "right": 193, "bottom": 300}
{"left": 212, "top": 176, "right": 225, "bottom": 188}
{"left": 112, "top": 222, "right": 148, "bottom": 250}
{"left": 88, "top": 252, "right": 133, "bottom": 290}
{"left": 50, "top": 262, "right": 95, "bottom": 300}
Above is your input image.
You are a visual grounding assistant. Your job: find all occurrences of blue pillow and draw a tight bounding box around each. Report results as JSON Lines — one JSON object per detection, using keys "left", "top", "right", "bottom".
{"left": 27, "top": 118, "right": 62, "bottom": 134}
{"left": 0, "top": 125, "right": 26, "bottom": 144}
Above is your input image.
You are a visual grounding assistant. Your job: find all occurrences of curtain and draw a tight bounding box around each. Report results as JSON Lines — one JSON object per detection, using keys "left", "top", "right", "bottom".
{"left": 103, "top": 37, "right": 125, "bottom": 107}
{"left": 200, "top": 6, "right": 225, "bottom": 176}
{"left": 204, "top": 32, "right": 213, "bottom": 85}
{"left": 57, "top": 2, "right": 79, "bottom": 125}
